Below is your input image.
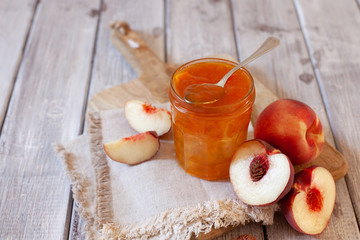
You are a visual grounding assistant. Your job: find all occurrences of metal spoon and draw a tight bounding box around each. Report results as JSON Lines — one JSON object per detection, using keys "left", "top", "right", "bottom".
{"left": 184, "top": 37, "right": 280, "bottom": 104}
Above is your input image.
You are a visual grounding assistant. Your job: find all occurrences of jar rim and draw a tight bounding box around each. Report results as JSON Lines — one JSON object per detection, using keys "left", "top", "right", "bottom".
{"left": 169, "top": 58, "right": 255, "bottom": 112}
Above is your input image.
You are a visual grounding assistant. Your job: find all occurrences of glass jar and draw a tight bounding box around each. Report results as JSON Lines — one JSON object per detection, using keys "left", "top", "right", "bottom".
{"left": 169, "top": 58, "right": 255, "bottom": 180}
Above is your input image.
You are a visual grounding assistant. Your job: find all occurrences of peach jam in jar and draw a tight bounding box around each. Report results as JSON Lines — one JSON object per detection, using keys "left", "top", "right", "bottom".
{"left": 169, "top": 58, "right": 255, "bottom": 180}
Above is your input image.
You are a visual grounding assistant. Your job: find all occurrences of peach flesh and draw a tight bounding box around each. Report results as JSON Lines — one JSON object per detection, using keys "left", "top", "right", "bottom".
{"left": 230, "top": 140, "right": 294, "bottom": 206}
{"left": 125, "top": 100, "right": 172, "bottom": 136}
{"left": 103, "top": 131, "right": 160, "bottom": 165}
{"left": 280, "top": 166, "right": 336, "bottom": 235}
{"left": 142, "top": 102, "right": 158, "bottom": 114}
{"left": 254, "top": 99, "right": 324, "bottom": 165}
{"left": 307, "top": 188, "right": 323, "bottom": 212}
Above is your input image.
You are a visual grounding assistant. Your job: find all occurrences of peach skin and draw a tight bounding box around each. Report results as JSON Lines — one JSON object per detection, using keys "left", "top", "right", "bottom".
{"left": 254, "top": 99, "right": 324, "bottom": 165}
{"left": 280, "top": 166, "right": 336, "bottom": 235}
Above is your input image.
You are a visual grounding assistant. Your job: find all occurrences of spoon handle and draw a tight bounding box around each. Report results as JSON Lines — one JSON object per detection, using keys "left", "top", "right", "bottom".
{"left": 217, "top": 37, "right": 280, "bottom": 88}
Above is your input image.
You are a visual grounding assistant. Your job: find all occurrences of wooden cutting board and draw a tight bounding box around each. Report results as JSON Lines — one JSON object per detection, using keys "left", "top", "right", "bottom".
{"left": 88, "top": 21, "right": 348, "bottom": 239}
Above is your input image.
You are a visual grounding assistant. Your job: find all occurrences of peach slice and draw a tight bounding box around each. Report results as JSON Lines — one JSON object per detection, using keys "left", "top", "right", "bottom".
{"left": 230, "top": 139, "right": 294, "bottom": 206}
{"left": 125, "top": 100, "right": 171, "bottom": 136}
{"left": 103, "top": 131, "right": 159, "bottom": 165}
{"left": 254, "top": 99, "right": 324, "bottom": 165}
{"left": 280, "top": 166, "right": 336, "bottom": 235}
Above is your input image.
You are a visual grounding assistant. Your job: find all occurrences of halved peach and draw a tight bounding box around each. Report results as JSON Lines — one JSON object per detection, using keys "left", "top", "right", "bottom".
{"left": 230, "top": 139, "right": 294, "bottom": 206}
{"left": 280, "top": 166, "right": 336, "bottom": 235}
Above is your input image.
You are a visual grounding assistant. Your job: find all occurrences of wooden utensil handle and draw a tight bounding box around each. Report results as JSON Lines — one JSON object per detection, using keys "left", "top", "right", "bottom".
{"left": 110, "top": 21, "right": 166, "bottom": 76}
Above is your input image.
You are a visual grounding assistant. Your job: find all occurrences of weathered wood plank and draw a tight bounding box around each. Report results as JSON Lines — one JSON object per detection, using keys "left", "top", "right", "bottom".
{"left": 167, "top": 0, "right": 238, "bottom": 64}
{"left": 167, "top": 0, "right": 264, "bottom": 239}
{"left": 213, "top": 223, "right": 265, "bottom": 240}
{"left": 87, "top": 0, "right": 165, "bottom": 99}
{"left": 0, "top": 0, "right": 99, "bottom": 238}
{"left": 0, "top": 0, "right": 38, "bottom": 128}
{"left": 69, "top": 203, "right": 86, "bottom": 240}
{"left": 231, "top": 0, "right": 359, "bottom": 238}
{"left": 294, "top": 0, "right": 360, "bottom": 227}
{"left": 69, "top": 0, "right": 166, "bottom": 238}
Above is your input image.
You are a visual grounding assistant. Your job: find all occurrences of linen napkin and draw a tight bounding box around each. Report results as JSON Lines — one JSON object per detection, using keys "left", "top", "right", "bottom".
{"left": 55, "top": 102, "right": 278, "bottom": 240}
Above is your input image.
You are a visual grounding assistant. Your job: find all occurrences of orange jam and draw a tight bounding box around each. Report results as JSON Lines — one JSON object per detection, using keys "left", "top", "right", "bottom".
{"left": 169, "top": 58, "right": 255, "bottom": 180}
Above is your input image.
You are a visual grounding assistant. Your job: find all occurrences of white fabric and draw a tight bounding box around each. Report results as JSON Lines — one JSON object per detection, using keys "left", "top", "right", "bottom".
{"left": 55, "top": 103, "right": 277, "bottom": 239}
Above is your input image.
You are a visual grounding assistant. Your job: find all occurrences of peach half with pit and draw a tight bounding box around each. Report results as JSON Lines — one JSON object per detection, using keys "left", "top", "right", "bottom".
{"left": 254, "top": 99, "right": 324, "bottom": 165}
{"left": 280, "top": 166, "right": 336, "bottom": 235}
{"left": 103, "top": 131, "right": 159, "bottom": 165}
{"left": 230, "top": 139, "right": 294, "bottom": 206}
{"left": 125, "top": 100, "right": 171, "bottom": 136}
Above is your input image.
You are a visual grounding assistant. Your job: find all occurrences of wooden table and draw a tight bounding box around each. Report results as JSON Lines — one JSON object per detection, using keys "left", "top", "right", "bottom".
{"left": 1, "top": 0, "right": 359, "bottom": 239}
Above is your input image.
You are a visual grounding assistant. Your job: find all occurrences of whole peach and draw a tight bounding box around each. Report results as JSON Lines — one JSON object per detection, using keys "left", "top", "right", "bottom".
{"left": 254, "top": 99, "right": 324, "bottom": 165}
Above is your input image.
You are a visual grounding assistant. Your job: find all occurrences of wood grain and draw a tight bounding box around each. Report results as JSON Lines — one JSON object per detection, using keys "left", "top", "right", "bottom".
{"left": 0, "top": 0, "right": 38, "bottom": 127}
{"left": 294, "top": 0, "right": 360, "bottom": 228}
{"left": 0, "top": 0, "right": 99, "bottom": 238}
{"left": 86, "top": 0, "right": 167, "bottom": 102}
{"left": 87, "top": 23, "right": 176, "bottom": 112}
{"left": 231, "top": 0, "right": 359, "bottom": 239}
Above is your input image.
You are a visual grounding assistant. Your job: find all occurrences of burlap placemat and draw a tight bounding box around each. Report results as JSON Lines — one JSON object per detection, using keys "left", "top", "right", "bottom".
{"left": 55, "top": 102, "right": 278, "bottom": 239}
